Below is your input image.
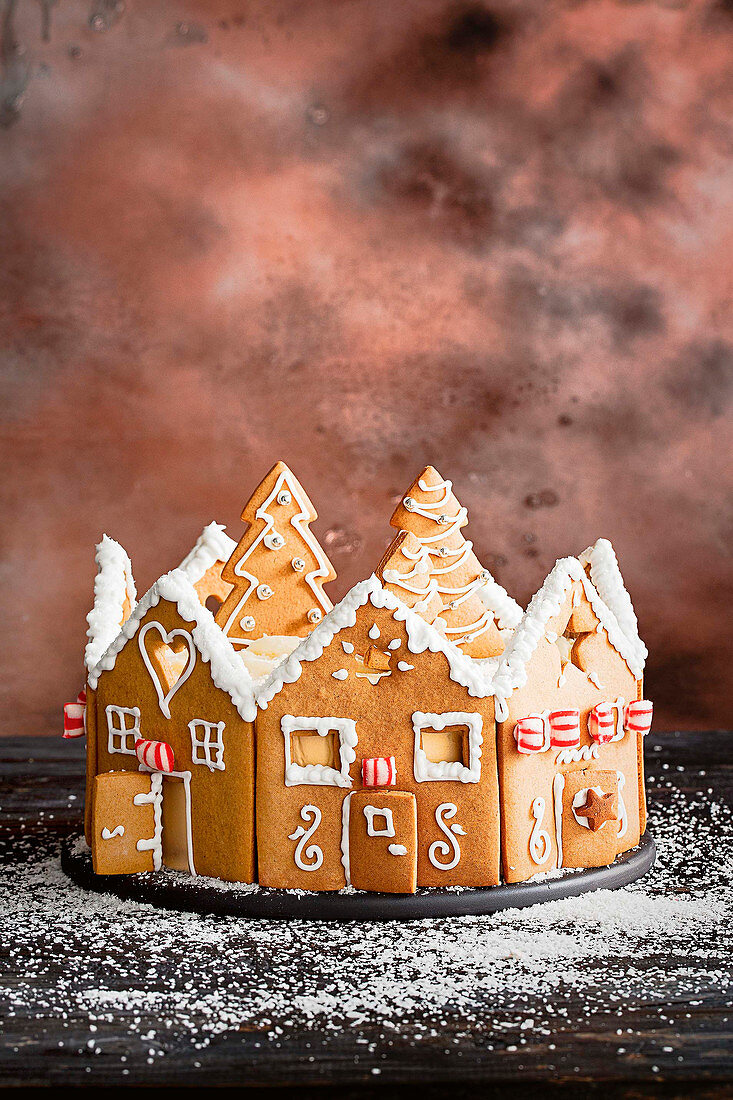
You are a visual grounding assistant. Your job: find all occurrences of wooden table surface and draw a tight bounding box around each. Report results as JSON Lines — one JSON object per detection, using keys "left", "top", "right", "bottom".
{"left": 0, "top": 732, "right": 731, "bottom": 1094}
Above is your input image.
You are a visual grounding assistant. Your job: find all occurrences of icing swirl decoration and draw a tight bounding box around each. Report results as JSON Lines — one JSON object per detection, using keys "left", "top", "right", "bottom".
{"left": 428, "top": 802, "right": 465, "bottom": 870}
{"left": 288, "top": 805, "right": 324, "bottom": 871}
{"left": 529, "top": 797, "right": 551, "bottom": 865}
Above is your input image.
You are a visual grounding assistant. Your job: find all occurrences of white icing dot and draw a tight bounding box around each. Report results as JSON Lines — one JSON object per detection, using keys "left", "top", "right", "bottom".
{"left": 256, "top": 585, "right": 273, "bottom": 601}
{"left": 292, "top": 557, "right": 305, "bottom": 572}
{"left": 277, "top": 490, "right": 291, "bottom": 505}
{"left": 403, "top": 497, "right": 414, "bottom": 511}
{"left": 368, "top": 624, "right": 380, "bottom": 640}
{"left": 397, "top": 661, "right": 414, "bottom": 671}
{"left": 388, "top": 639, "right": 402, "bottom": 650}
{"left": 307, "top": 608, "right": 322, "bottom": 624}
{"left": 342, "top": 641, "right": 354, "bottom": 654}
{"left": 240, "top": 616, "right": 256, "bottom": 631}
{"left": 264, "top": 532, "right": 285, "bottom": 550}
{"left": 332, "top": 669, "right": 348, "bottom": 680}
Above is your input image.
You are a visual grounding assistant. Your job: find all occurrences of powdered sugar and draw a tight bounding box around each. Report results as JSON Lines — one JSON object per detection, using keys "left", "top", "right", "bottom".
{"left": 1, "top": 779, "right": 730, "bottom": 1066}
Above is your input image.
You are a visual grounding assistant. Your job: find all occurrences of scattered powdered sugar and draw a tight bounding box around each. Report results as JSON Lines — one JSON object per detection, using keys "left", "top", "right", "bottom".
{"left": 1, "top": 783, "right": 731, "bottom": 1065}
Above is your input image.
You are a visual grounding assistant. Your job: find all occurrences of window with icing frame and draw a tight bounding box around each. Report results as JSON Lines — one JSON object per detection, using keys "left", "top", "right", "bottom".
{"left": 105, "top": 705, "right": 141, "bottom": 756}
{"left": 188, "top": 719, "right": 226, "bottom": 771}
{"left": 412, "top": 711, "right": 483, "bottom": 783}
{"left": 280, "top": 716, "right": 358, "bottom": 787}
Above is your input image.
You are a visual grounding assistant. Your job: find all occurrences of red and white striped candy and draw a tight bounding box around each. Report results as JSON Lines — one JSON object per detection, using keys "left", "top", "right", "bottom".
{"left": 589, "top": 702, "right": 616, "bottom": 745}
{"left": 63, "top": 689, "right": 87, "bottom": 739}
{"left": 135, "top": 737, "right": 175, "bottom": 773}
{"left": 362, "top": 756, "right": 396, "bottom": 787}
{"left": 624, "top": 699, "right": 653, "bottom": 735}
{"left": 514, "top": 715, "right": 546, "bottom": 754}
{"left": 549, "top": 709, "right": 580, "bottom": 748}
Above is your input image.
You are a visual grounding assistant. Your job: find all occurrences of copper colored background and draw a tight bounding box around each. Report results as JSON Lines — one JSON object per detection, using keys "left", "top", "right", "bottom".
{"left": 1, "top": 0, "right": 732, "bottom": 735}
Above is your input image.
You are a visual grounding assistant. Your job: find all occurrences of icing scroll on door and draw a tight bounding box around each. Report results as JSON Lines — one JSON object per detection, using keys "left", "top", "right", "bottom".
{"left": 529, "top": 797, "right": 551, "bottom": 865}
{"left": 288, "top": 805, "right": 324, "bottom": 871}
{"left": 428, "top": 803, "right": 465, "bottom": 870}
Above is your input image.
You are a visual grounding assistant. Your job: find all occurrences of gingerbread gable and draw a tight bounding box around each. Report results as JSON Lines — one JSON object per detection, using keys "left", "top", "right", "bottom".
{"left": 256, "top": 573, "right": 494, "bottom": 710}
{"left": 87, "top": 568, "right": 257, "bottom": 722}
{"left": 84, "top": 535, "right": 137, "bottom": 672}
{"left": 491, "top": 556, "right": 644, "bottom": 720}
{"left": 177, "top": 522, "right": 236, "bottom": 610}
{"left": 178, "top": 522, "right": 237, "bottom": 586}
{"left": 579, "top": 538, "right": 648, "bottom": 669}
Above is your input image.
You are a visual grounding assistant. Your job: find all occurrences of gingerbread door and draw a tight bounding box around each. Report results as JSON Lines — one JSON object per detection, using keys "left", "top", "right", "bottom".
{"left": 91, "top": 771, "right": 163, "bottom": 875}
{"left": 347, "top": 790, "right": 418, "bottom": 893}
{"left": 557, "top": 768, "right": 619, "bottom": 869}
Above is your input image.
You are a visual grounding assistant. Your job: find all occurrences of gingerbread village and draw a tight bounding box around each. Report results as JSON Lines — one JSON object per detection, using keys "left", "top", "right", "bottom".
{"left": 64, "top": 462, "right": 653, "bottom": 894}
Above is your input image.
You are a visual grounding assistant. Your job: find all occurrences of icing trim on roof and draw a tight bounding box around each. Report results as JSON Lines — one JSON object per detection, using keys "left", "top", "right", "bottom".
{"left": 475, "top": 574, "right": 523, "bottom": 631}
{"left": 579, "top": 538, "right": 647, "bottom": 667}
{"left": 84, "top": 536, "right": 137, "bottom": 672}
{"left": 491, "top": 556, "right": 645, "bottom": 721}
{"left": 87, "top": 569, "right": 257, "bottom": 722}
{"left": 256, "top": 574, "right": 493, "bottom": 709}
{"left": 177, "top": 522, "right": 237, "bottom": 585}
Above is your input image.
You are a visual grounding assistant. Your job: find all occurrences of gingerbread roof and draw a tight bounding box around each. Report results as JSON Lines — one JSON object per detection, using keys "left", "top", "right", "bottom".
{"left": 84, "top": 535, "right": 137, "bottom": 672}
{"left": 578, "top": 538, "right": 648, "bottom": 669}
{"left": 87, "top": 568, "right": 257, "bottom": 721}
{"left": 177, "top": 522, "right": 237, "bottom": 586}
{"left": 255, "top": 573, "right": 495, "bottom": 709}
{"left": 490, "top": 556, "right": 645, "bottom": 720}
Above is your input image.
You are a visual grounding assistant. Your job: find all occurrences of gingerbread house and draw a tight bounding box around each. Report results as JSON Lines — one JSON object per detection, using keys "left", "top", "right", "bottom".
{"left": 491, "top": 555, "right": 649, "bottom": 883}
{"left": 70, "top": 460, "right": 652, "bottom": 895}
{"left": 254, "top": 574, "right": 499, "bottom": 893}
{"left": 85, "top": 569, "right": 257, "bottom": 882}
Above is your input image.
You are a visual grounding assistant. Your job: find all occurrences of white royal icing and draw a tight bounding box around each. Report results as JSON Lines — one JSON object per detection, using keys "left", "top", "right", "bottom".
{"left": 138, "top": 622, "right": 196, "bottom": 719}
{"left": 555, "top": 743, "right": 599, "bottom": 765}
{"left": 288, "top": 805, "right": 324, "bottom": 871}
{"left": 428, "top": 803, "right": 465, "bottom": 870}
{"left": 368, "top": 624, "right": 381, "bottom": 639}
{"left": 412, "top": 711, "right": 483, "bottom": 783}
{"left": 133, "top": 772, "right": 163, "bottom": 871}
{"left": 332, "top": 669, "right": 348, "bottom": 680}
{"left": 87, "top": 569, "right": 257, "bottom": 721}
{"left": 363, "top": 806, "right": 396, "bottom": 837}
{"left": 85, "top": 535, "right": 137, "bottom": 671}
{"left": 616, "top": 770, "right": 628, "bottom": 839}
{"left": 553, "top": 773, "right": 565, "bottom": 869}
{"left": 101, "top": 825, "right": 125, "bottom": 840}
{"left": 177, "top": 522, "right": 237, "bottom": 585}
{"left": 529, "top": 797, "right": 551, "bottom": 865}
{"left": 388, "top": 843, "right": 408, "bottom": 856}
{"left": 281, "top": 715, "right": 357, "bottom": 787}
{"left": 220, "top": 467, "right": 334, "bottom": 646}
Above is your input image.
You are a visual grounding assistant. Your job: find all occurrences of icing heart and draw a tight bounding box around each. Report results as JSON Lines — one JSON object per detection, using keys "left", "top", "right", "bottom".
{"left": 138, "top": 621, "right": 196, "bottom": 718}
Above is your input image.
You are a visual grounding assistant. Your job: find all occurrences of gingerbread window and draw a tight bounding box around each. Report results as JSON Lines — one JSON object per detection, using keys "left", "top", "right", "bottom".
{"left": 281, "top": 716, "right": 358, "bottom": 788}
{"left": 412, "top": 711, "right": 483, "bottom": 783}
{"left": 189, "top": 720, "right": 225, "bottom": 772}
{"left": 105, "top": 705, "right": 141, "bottom": 756}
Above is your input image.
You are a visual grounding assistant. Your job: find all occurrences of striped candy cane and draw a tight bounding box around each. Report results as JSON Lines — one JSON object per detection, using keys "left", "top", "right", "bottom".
{"left": 514, "top": 715, "right": 546, "bottom": 754}
{"left": 63, "top": 689, "right": 87, "bottom": 739}
{"left": 588, "top": 702, "right": 616, "bottom": 745}
{"left": 624, "top": 699, "right": 653, "bottom": 735}
{"left": 549, "top": 709, "right": 580, "bottom": 749}
{"left": 362, "top": 756, "right": 396, "bottom": 787}
{"left": 135, "top": 737, "right": 175, "bottom": 773}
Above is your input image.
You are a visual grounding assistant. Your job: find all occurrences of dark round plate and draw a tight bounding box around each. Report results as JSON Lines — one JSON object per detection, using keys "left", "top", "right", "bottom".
{"left": 60, "top": 832, "right": 655, "bottom": 922}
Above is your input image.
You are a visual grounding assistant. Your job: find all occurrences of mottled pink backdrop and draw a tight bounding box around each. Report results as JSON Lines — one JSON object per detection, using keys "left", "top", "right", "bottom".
{"left": 1, "top": 0, "right": 732, "bottom": 735}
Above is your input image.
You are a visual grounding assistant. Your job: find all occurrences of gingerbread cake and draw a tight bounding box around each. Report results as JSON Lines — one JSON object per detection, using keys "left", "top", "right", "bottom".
{"left": 64, "top": 462, "right": 652, "bottom": 894}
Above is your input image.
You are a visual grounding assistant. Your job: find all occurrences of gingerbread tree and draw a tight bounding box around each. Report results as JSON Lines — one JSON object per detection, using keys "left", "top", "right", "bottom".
{"left": 215, "top": 461, "right": 337, "bottom": 647}
{"left": 389, "top": 465, "right": 517, "bottom": 658}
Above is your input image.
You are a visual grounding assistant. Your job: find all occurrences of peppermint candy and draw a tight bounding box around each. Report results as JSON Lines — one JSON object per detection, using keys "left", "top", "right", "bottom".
{"left": 514, "top": 715, "right": 546, "bottom": 754}
{"left": 62, "top": 689, "right": 87, "bottom": 739}
{"left": 549, "top": 709, "right": 580, "bottom": 748}
{"left": 589, "top": 702, "right": 616, "bottom": 745}
{"left": 362, "top": 756, "right": 396, "bottom": 787}
{"left": 135, "top": 737, "right": 175, "bottom": 773}
{"left": 624, "top": 699, "right": 653, "bottom": 735}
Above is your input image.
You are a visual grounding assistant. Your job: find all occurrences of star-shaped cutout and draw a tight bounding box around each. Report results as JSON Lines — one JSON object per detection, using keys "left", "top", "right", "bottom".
{"left": 575, "top": 788, "right": 616, "bottom": 832}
